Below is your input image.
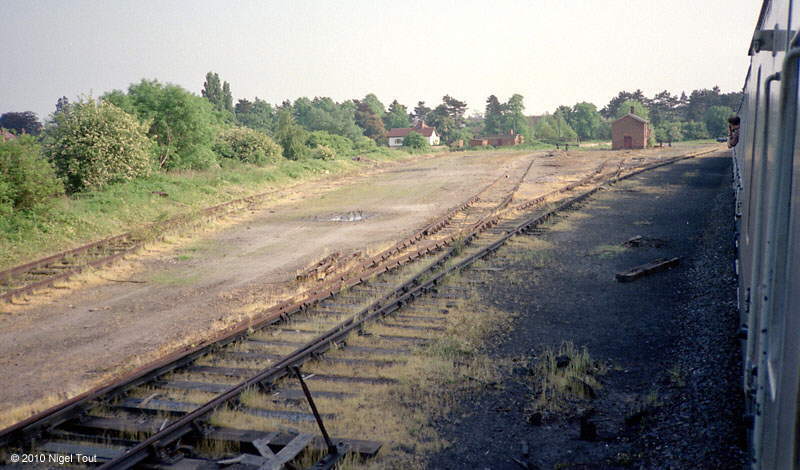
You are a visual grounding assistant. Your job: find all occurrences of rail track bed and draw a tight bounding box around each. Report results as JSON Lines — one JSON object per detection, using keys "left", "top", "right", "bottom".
{"left": 0, "top": 149, "right": 715, "bottom": 469}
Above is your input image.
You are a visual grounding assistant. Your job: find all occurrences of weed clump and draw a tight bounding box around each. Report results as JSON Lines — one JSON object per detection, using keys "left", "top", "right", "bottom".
{"left": 527, "top": 341, "right": 607, "bottom": 422}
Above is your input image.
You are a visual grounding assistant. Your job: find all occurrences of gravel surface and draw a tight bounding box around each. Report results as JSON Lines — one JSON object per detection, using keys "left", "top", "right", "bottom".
{"left": 427, "top": 152, "right": 746, "bottom": 469}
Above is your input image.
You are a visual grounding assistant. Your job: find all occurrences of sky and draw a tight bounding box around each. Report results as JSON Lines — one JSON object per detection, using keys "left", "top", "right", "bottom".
{"left": 1, "top": 0, "right": 760, "bottom": 120}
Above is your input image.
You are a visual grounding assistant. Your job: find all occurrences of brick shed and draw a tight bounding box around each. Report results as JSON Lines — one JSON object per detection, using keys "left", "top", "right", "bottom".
{"left": 612, "top": 108, "right": 650, "bottom": 150}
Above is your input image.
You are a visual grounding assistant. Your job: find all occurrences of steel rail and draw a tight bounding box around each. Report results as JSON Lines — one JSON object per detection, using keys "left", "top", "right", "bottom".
{"left": 0, "top": 153, "right": 493, "bottom": 303}
{"left": 0, "top": 154, "right": 541, "bottom": 451}
{"left": 98, "top": 151, "right": 706, "bottom": 469}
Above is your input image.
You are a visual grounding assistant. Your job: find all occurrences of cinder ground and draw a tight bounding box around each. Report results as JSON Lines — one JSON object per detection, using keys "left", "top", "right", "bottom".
{"left": 428, "top": 151, "right": 745, "bottom": 469}
{"left": 0, "top": 144, "right": 710, "bottom": 428}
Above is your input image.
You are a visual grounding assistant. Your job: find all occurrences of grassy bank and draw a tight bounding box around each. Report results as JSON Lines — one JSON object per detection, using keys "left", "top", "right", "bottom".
{"left": 0, "top": 150, "right": 421, "bottom": 271}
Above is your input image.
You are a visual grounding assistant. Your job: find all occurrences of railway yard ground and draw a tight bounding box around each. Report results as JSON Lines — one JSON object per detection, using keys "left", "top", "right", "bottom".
{"left": 428, "top": 150, "right": 746, "bottom": 469}
{"left": 0, "top": 142, "right": 746, "bottom": 469}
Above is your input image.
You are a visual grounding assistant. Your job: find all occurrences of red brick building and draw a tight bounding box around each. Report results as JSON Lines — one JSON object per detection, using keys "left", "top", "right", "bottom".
{"left": 612, "top": 109, "right": 650, "bottom": 150}
{"left": 469, "top": 130, "right": 524, "bottom": 147}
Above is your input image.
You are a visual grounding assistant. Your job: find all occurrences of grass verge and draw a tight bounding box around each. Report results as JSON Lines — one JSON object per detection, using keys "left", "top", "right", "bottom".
{"left": 0, "top": 150, "right": 424, "bottom": 271}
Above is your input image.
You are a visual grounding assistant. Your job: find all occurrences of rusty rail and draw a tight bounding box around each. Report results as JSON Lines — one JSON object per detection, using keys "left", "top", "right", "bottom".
{"left": 95, "top": 147, "right": 707, "bottom": 469}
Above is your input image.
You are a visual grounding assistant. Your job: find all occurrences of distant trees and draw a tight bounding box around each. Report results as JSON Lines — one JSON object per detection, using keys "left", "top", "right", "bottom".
{"left": 564, "top": 102, "right": 602, "bottom": 141}
{"left": 383, "top": 100, "right": 411, "bottom": 129}
{"left": 354, "top": 97, "right": 386, "bottom": 142}
{"left": 482, "top": 94, "right": 531, "bottom": 139}
{"left": 413, "top": 101, "right": 431, "bottom": 121}
{"left": 484, "top": 95, "right": 504, "bottom": 136}
{"left": 534, "top": 114, "right": 577, "bottom": 142}
{"left": 201, "top": 71, "right": 234, "bottom": 115}
{"left": 292, "top": 96, "right": 362, "bottom": 140}
{"left": 655, "top": 121, "right": 683, "bottom": 146}
{"left": 682, "top": 120, "right": 710, "bottom": 140}
{"left": 43, "top": 99, "right": 152, "bottom": 192}
{"left": 0, "top": 112, "right": 43, "bottom": 136}
{"left": 235, "top": 98, "right": 275, "bottom": 134}
{"left": 613, "top": 99, "right": 650, "bottom": 120}
{"left": 601, "top": 90, "right": 648, "bottom": 119}
{"left": 704, "top": 105, "right": 733, "bottom": 137}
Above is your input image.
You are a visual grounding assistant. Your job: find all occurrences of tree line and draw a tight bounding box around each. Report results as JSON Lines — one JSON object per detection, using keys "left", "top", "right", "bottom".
{"left": 0, "top": 74, "right": 741, "bottom": 221}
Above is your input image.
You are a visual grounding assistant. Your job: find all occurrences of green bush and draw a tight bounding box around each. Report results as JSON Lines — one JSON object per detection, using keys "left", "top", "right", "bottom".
{"left": 353, "top": 136, "right": 379, "bottom": 153}
{"left": 104, "top": 80, "right": 220, "bottom": 170}
{"left": 43, "top": 99, "right": 152, "bottom": 192}
{"left": 0, "top": 136, "right": 64, "bottom": 213}
{"left": 307, "top": 130, "right": 353, "bottom": 156}
{"left": 275, "top": 111, "right": 309, "bottom": 160}
{"left": 213, "top": 127, "right": 282, "bottom": 165}
{"left": 312, "top": 144, "right": 336, "bottom": 160}
{"left": 402, "top": 131, "right": 430, "bottom": 151}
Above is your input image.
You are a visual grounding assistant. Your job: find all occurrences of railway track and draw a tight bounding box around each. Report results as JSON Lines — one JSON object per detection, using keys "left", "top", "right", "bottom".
{"left": 0, "top": 149, "right": 716, "bottom": 469}
{"left": 0, "top": 156, "right": 527, "bottom": 304}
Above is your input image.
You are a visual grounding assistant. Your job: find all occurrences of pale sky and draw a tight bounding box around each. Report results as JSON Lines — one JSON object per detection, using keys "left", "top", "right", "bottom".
{"left": 1, "top": 0, "right": 759, "bottom": 121}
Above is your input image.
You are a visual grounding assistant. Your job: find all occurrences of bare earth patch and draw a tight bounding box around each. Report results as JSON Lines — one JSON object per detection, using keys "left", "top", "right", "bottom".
{"left": 0, "top": 145, "right": 708, "bottom": 428}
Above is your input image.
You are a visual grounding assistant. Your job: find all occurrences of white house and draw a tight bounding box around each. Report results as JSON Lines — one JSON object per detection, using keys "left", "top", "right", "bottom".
{"left": 386, "top": 121, "right": 440, "bottom": 147}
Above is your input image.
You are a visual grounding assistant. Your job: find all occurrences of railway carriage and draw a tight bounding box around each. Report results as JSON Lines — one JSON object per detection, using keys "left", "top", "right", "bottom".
{"left": 735, "top": 1, "right": 800, "bottom": 468}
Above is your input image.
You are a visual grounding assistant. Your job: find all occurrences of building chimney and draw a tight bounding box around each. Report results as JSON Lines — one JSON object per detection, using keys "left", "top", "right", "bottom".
{"left": 630, "top": 106, "right": 635, "bottom": 115}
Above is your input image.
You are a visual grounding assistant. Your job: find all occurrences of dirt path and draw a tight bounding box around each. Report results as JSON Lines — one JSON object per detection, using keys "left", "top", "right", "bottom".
{"left": 0, "top": 145, "right": 711, "bottom": 427}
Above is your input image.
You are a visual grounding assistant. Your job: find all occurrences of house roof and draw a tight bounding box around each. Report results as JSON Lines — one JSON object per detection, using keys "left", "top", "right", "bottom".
{"left": 614, "top": 113, "right": 648, "bottom": 124}
{"left": 387, "top": 127, "right": 436, "bottom": 138}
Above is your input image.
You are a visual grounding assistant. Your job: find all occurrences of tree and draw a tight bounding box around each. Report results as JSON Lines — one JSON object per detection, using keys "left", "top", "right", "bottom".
{"left": 275, "top": 110, "right": 308, "bottom": 160}
{"left": 413, "top": 101, "right": 431, "bottom": 121}
{"left": 292, "top": 96, "right": 362, "bottom": 140}
{"left": 361, "top": 93, "right": 386, "bottom": 117}
{"left": 601, "top": 89, "right": 648, "bottom": 118}
{"left": 222, "top": 82, "right": 234, "bottom": 113}
{"left": 654, "top": 121, "right": 683, "bottom": 146}
{"left": 484, "top": 95, "right": 505, "bottom": 136}
{"left": 235, "top": 98, "right": 276, "bottom": 134}
{"left": 402, "top": 131, "right": 429, "bottom": 151}
{"left": 43, "top": 99, "right": 152, "bottom": 192}
{"left": 383, "top": 100, "right": 411, "bottom": 129}
{"left": 682, "top": 120, "right": 709, "bottom": 140}
{"left": 483, "top": 94, "right": 531, "bottom": 139}
{"left": 442, "top": 95, "right": 467, "bottom": 129}
{"left": 55, "top": 97, "right": 70, "bottom": 115}
{"left": 0, "top": 135, "right": 63, "bottom": 213}
{"left": 534, "top": 114, "right": 577, "bottom": 142}
{"left": 704, "top": 105, "right": 733, "bottom": 138}
{"left": 567, "top": 102, "right": 602, "bottom": 140}
{"left": 202, "top": 71, "right": 234, "bottom": 118}
{"left": 649, "top": 90, "right": 680, "bottom": 126}
{"left": 104, "top": 79, "right": 221, "bottom": 169}
{"left": 354, "top": 100, "right": 386, "bottom": 142}
{"left": 0, "top": 112, "right": 43, "bottom": 135}
{"left": 666, "top": 121, "right": 683, "bottom": 144}
{"left": 425, "top": 104, "right": 455, "bottom": 143}
{"left": 613, "top": 99, "right": 650, "bottom": 120}
{"left": 201, "top": 72, "right": 223, "bottom": 108}
{"left": 502, "top": 94, "right": 530, "bottom": 138}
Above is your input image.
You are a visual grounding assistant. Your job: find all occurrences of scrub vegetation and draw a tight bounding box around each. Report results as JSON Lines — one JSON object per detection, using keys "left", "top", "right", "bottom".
{"left": 0, "top": 73, "right": 738, "bottom": 272}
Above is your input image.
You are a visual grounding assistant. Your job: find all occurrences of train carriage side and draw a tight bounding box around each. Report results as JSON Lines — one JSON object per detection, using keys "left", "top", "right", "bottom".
{"left": 736, "top": 1, "right": 800, "bottom": 468}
